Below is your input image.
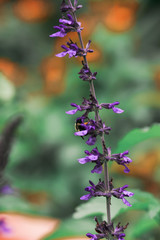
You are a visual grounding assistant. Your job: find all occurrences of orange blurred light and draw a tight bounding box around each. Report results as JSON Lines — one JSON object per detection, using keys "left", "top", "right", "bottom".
{"left": 13, "top": 0, "right": 54, "bottom": 23}
{"left": 79, "top": 14, "right": 99, "bottom": 38}
{"left": 103, "top": 0, "right": 139, "bottom": 33}
{"left": 0, "top": 58, "right": 26, "bottom": 86}
{"left": 154, "top": 67, "right": 160, "bottom": 90}
{"left": 41, "top": 56, "right": 66, "bottom": 95}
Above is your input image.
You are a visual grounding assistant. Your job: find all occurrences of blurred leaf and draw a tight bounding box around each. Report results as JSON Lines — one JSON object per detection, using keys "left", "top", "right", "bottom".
{"left": 130, "top": 214, "right": 158, "bottom": 238}
{"left": 0, "top": 74, "right": 15, "bottom": 101}
{"left": 115, "top": 124, "right": 160, "bottom": 153}
{"left": 44, "top": 218, "right": 95, "bottom": 240}
{"left": 148, "top": 204, "right": 160, "bottom": 224}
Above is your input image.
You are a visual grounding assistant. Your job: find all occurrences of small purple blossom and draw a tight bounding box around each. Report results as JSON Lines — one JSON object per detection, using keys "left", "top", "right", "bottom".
{"left": 78, "top": 147, "right": 103, "bottom": 174}
{"left": 50, "top": 14, "right": 82, "bottom": 38}
{"left": 80, "top": 179, "right": 107, "bottom": 200}
{"left": 113, "top": 222, "right": 129, "bottom": 240}
{"left": 66, "top": 95, "right": 99, "bottom": 116}
{"left": 60, "top": 0, "right": 82, "bottom": 13}
{"left": 56, "top": 39, "right": 93, "bottom": 58}
{"left": 87, "top": 217, "right": 128, "bottom": 240}
{"left": 100, "top": 101, "right": 124, "bottom": 114}
{"left": 111, "top": 185, "right": 134, "bottom": 207}
{"left": 111, "top": 150, "right": 132, "bottom": 173}
{"left": 79, "top": 63, "right": 97, "bottom": 81}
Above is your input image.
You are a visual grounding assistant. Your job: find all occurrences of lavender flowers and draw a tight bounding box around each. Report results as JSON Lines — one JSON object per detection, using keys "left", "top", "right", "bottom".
{"left": 50, "top": 1, "right": 134, "bottom": 239}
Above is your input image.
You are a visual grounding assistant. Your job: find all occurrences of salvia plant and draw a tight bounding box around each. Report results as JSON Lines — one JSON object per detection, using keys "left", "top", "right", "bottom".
{"left": 50, "top": 1, "right": 134, "bottom": 239}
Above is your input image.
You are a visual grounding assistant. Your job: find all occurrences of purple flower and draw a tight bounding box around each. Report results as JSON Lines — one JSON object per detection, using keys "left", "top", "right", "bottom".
{"left": 0, "top": 218, "right": 11, "bottom": 235}
{"left": 50, "top": 14, "right": 81, "bottom": 38}
{"left": 79, "top": 63, "right": 97, "bottom": 81}
{"left": 86, "top": 233, "right": 104, "bottom": 240}
{"left": 66, "top": 95, "right": 99, "bottom": 116}
{"left": 56, "top": 40, "right": 93, "bottom": 58}
{"left": 60, "top": 0, "right": 82, "bottom": 13}
{"left": 66, "top": 103, "right": 86, "bottom": 115}
{"left": 75, "top": 119, "right": 111, "bottom": 146}
{"left": 81, "top": 180, "right": 134, "bottom": 207}
{"left": 111, "top": 150, "right": 132, "bottom": 173}
{"left": 111, "top": 185, "right": 134, "bottom": 207}
{"left": 78, "top": 147, "right": 103, "bottom": 174}
{"left": 86, "top": 217, "right": 111, "bottom": 240}
{"left": 100, "top": 101, "right": 124, "bottom": 114}
{"left": 80, "top": 179, "right": 110, "bottom": 200}
{"left": 113, "top": 222, "right": 129, "bottom": 240}
{"left": 87, "top": 218, "right": 129, "bottom": 240}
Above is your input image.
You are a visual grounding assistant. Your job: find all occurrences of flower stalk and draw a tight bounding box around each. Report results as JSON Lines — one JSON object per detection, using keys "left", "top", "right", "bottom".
{"left": 50, "top": 1, "right": 134, "bottom": 239}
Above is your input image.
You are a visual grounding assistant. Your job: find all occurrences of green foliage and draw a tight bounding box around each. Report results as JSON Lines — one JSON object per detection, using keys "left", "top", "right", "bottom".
{"left": 115, "top": 124, "right": 160, "bottom": 153}
{"left": 44, "top": 218, "right": 95, "bottom": 240}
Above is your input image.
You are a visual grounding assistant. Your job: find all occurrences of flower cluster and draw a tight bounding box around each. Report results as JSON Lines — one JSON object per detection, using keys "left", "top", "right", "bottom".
{"left": 56, "top": 39, "right": 93, "bottom": 58}
{"left": 78, "top": 147, "right": 132, "bottom": 174}
{"left": 50, "top": 1, "right": 134, "bottom": 239}
{"left": 80, "top": 179, "right": 134, "bottom": 207}
{"left": 79, "top": 63, "right": 97, "bottom": 81}
{"left": 86, "top": 217, "right": 128, "bottom": 240}
{"left": 50, "top": 13, "right": 82, "bottom": 38}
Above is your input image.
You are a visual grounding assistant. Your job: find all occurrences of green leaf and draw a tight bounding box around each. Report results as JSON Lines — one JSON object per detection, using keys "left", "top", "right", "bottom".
{"left": 0, "top": 74, "right": 15, "bottom": 101}
{"left": 115, "top": 124, "right": 160, "bottom": 153}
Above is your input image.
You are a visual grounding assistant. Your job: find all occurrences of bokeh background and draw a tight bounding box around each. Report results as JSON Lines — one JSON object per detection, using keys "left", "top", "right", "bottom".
{"left": 0, "top": 0, "right": 160, "bottom": 239}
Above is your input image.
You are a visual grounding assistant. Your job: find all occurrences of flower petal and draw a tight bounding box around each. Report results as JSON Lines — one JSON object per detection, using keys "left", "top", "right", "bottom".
{"left": 122, "top": 198, "right": 132, "bottom": 207}
{"left": 112, "top": 107, "right": 124, "bottom": 114}
{"left": 49, "top": 32, "right": 66, "bottom": 38}
{"left": 66, "top": 109, "right": 78, "bottom": 115}
{"left": 80, "top": 194, "right": 91, "bottom": 200}
{"left": 75, "top": 130, "right": 88, "bottom": 136}
{"left": 78, "top": 157, "right": 90, "bottom": 164}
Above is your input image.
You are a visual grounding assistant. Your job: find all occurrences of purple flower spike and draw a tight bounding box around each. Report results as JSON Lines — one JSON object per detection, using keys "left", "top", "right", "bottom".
{"left": 101, "top": 101, "right": 124, "bottom": 114}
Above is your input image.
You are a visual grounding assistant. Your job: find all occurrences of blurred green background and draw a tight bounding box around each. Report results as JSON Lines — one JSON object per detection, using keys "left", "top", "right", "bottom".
{"left": 0, "top": 0, "right": 160, "bottom": 239}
